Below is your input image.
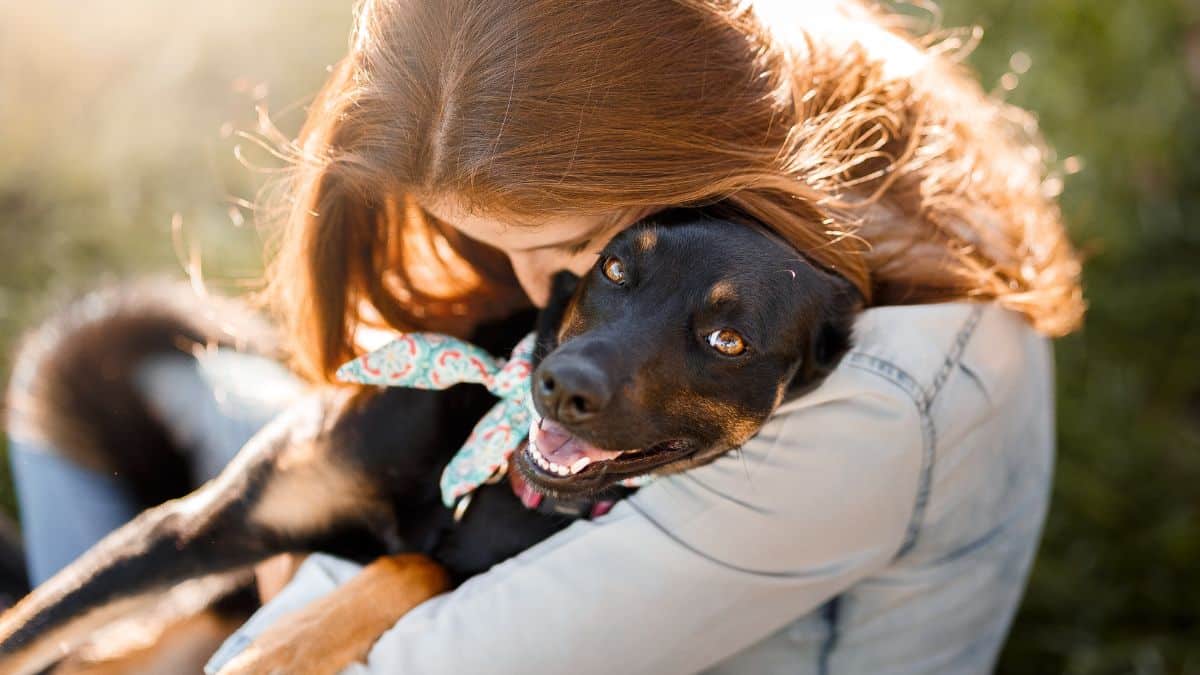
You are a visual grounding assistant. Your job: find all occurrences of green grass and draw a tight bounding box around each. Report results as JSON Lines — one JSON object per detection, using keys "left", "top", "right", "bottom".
{"left": 0, "top": 1, "right": 1196, "bottom": 671}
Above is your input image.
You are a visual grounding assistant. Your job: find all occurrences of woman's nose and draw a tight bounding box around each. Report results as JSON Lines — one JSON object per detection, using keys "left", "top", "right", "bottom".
{"left": 508, "top": 252, "right": 553, "bottom": 307}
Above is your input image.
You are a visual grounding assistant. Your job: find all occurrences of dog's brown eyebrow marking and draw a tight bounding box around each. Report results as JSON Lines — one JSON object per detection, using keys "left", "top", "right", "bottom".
{"left": 635, "top": 229, "right": 658, "bottom": 253}
{"left": 707, "top": 281, "right": 738, "bottom": 305}
{"left": 557, "top": 293, "right": 585, "bottom": 345}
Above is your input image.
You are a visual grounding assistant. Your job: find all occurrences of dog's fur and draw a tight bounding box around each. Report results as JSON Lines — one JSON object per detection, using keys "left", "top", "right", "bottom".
{"left": 0, "top": 210, "right": 861, "bottom": 674}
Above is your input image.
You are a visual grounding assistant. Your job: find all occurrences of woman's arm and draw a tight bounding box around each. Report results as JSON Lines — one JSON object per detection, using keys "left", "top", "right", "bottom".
{"left": 346, "top": 363, "right": 924, "bottom": 674}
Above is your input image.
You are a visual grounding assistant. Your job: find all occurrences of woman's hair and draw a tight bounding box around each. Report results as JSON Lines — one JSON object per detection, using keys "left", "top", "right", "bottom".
{"left": 263, "top": 0, "right": 1084, "bottom": 383}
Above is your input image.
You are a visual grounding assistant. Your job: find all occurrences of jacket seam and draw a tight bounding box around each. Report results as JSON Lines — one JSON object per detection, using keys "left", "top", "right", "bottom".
{"left": 843, "top": 305, "right": 985, "bottom": 559}
{"left": 843, "top": 353, "right": 932, "bottom": 558}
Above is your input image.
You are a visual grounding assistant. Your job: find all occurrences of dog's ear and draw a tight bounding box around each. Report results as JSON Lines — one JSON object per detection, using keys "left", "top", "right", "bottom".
{"left": 787, "top": 275, "right": 862, "bottom": 398}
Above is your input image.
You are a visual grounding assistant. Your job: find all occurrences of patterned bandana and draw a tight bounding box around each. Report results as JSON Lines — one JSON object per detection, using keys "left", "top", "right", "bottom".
{"left": 336, "top": 332, "right": 538, "bottom": 507}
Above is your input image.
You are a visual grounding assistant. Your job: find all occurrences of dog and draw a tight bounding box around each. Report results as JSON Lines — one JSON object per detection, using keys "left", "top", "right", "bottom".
{"left": 0, "top": 208, "right": 861, "bottom": 674}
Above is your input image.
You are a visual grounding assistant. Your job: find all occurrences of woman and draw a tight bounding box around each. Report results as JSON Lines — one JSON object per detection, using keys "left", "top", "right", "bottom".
{"left": 11, "top": 0, "right": 1083, "bottom": 673}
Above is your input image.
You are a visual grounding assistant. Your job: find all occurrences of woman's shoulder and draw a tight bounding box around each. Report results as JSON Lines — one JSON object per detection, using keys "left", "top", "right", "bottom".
{"left": 810, "top": 301, "right": 1050, "bottom": 414}
{"left": 765, "top": 300, "right": 1052, "bottom": 464}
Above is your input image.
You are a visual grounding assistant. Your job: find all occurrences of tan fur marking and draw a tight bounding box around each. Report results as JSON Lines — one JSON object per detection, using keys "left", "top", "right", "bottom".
{"left": 707, "top": 281, "right": 738, "bottom": 305}
{"left": 250, "top": 462, "right": 374, "bottom": 536}
{"left": 662, "top": 394, "right": 764, "bottom": 448}
{"left": 0, "top": 570, "right": 243, "bottom": 675}
{"left": 635, "top": 229, "right": 658, "bottom": 253}
{"left": 56, "top": 610, "right": 240, "bottom": 675}
{"left": 557, "top": 293, "right": 586, "bottom": 345}
{"left": 0, "top": 594, "right": 151, "bottom": 675}
{"left": 218, "top": 554, "right": 449, "bottom": 675}
{"left": 663, "top": 393, "right": 743, "bottom": 423}
{"left": 773, "top": 381, "right": 788, "bottom": 410}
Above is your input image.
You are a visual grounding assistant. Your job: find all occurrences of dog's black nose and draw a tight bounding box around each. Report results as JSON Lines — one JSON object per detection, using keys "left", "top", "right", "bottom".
{"left": 535, "top": 361, "right": 612, "bottom": 424}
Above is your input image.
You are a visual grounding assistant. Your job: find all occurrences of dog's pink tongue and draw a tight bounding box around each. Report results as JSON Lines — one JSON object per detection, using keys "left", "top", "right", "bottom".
{"left": 530, "top": 418, "right": 624, "bottom": 466}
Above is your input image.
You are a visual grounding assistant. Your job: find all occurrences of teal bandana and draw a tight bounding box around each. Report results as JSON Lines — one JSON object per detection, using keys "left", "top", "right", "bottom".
{"left": 336, "top": 332, "right": 538, "bottom": 507}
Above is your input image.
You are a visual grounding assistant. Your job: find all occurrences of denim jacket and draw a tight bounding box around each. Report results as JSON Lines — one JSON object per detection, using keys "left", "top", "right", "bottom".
{"left": 206, "top": 302, "right": 1055, "bottom": 675}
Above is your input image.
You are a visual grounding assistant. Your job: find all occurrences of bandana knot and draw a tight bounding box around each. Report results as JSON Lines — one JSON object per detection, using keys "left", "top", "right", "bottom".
{"left": 336, "top": 332, "right": 537, "bottom": 507}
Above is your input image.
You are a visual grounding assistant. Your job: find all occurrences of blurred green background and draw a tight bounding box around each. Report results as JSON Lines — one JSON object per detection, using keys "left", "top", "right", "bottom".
{"left": 0, "top": 0, "right": 1196, "bottom": 672}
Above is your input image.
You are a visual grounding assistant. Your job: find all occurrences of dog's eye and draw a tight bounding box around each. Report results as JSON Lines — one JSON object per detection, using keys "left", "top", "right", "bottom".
{"left": 601, "top": 256, "right": 626, "bottom": 285}
{"left": 706, "top": 329, "right": 746, "bottom": 356}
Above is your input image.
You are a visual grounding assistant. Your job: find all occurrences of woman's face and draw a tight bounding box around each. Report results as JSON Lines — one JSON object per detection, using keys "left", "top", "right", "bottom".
{"left": 419, "top": 195, "right": 659, "bottom": 307}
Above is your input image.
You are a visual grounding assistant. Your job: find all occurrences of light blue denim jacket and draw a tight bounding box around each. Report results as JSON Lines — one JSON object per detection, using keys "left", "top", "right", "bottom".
{"left": 200, "top": 302, "right": 1054, "bottom": 675}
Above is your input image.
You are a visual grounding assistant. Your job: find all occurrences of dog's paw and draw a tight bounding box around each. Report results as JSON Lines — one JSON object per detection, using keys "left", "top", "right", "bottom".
{"left": 217, "top": 554, "right": 448, "bottom": 675}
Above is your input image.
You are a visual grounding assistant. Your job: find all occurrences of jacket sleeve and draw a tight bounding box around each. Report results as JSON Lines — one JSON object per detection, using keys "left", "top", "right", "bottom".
{"left": 348, "top": 364, "right": 925, "bottom": 675}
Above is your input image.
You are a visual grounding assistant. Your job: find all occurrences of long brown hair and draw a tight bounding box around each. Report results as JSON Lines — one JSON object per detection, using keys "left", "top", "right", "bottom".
{"left": 263, "top": 0, "right": 1084, "bottom": 383}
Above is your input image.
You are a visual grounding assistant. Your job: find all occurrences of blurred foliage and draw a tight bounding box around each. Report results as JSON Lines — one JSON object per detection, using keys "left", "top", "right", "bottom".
{"left": 0, "top": 0, "right": 1197, "bottom": 673}
{"left": 934, "top": 1, "right": 1200, "bottom": 672}
{"left": 0, "top": 0, "right": 354, "bottom": 510}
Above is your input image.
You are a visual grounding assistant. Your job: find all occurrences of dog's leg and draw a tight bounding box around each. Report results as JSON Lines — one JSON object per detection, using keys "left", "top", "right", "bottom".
{"left": 53, "top": 607, "right": 247, "bottom": 675}
{"left": 0, "top": 505, "right": 263, "bottom": 675}
{"left": 0, "top": 391, "right": 392, "bottom": 675}
{"left": 216, "top": 553, "right": 448, "bottom": 675}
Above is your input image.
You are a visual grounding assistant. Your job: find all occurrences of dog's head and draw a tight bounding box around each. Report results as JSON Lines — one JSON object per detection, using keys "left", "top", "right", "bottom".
{"left": 514, "top": 209, "right": 862, "bottom": 499}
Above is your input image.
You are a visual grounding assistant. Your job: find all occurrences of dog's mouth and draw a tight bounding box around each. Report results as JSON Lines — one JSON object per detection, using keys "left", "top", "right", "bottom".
{"left": 518, "top": 414, "right": 694, "bottom": 493}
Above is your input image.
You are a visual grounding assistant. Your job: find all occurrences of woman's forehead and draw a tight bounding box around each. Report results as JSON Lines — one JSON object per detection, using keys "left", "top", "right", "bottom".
{"left": 418, "top": 195, "right": 621, "bottom": 250}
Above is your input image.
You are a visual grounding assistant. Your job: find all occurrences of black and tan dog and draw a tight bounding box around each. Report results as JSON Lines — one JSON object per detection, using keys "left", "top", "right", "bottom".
{"left": 0, "top": 209, "right": 861, "bottom": 674}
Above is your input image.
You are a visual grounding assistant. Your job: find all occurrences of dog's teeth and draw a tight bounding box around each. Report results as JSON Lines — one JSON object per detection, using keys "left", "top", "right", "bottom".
{"left": 570, "top": 458, "right": 592, "bottom": 474}
{"left": 549, "top": 462, "right": 564, "bottom": 475}
{"left": 528, "top": 440, "right": 551, "bottom": 467}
